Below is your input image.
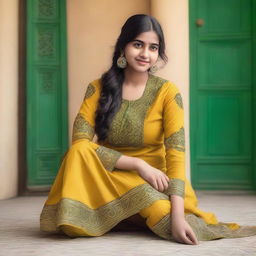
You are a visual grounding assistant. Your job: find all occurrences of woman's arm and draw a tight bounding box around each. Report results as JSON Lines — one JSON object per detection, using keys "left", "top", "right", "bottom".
{"left": 116, "top": 154, "right": 198, "bottom": 245}
{"left": 116, "top": 157, "right": 169, "bottom": 192}
{"left": 170, "top": 195, "right": 198, "bottom": 245}
{"left": 115, "top": 155, "right": 141, "bottom": 170}
{"left": 170, "top": 194, "right": 184, "bottom": 218}
{"left": 162, "top": 82, "right": 198, "bottom": 245}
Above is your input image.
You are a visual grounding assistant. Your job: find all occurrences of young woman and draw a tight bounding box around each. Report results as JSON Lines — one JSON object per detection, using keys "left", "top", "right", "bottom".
{"left": 40, "top": 14, "right": 256, "bottom": 245}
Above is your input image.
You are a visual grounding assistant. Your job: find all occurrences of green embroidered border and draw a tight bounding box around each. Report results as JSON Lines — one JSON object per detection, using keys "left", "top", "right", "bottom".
{"left": 72, "top": 113, "right": 94, "bottom": 142}
{"left": 164, "top": 127, "right": 185, "bottom": 152}
{"left": 174, "top": 93, "right": 183, "bottom": 109}
{"left": 84, "top": 84, "right": 96, "bottom": 100}
{"left": 164, "top": 178, "right": 185, "bottom": 198}
{"left": 72, "top": 110, "right": 121, "bottom": 172}
{"left": 107, "top": 74, "right": 167, "bottom": 147}
{"left": 40, "top": 183, "right": 169, "bottom": 236}
{"left": 150, "top": 214, "right": 256, "bottom": 241}
{"left": 95, "top": 146, "right": 122, "bottom": 171}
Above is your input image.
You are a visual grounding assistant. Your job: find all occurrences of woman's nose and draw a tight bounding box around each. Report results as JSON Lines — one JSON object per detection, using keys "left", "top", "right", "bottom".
{"left": 140, "top": 47, "right": 150, "bottom": 58}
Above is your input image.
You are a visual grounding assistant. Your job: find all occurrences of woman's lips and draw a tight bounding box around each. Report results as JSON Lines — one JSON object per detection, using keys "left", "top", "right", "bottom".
{"left": 136, "top": 59, "right": 150, "bottom": 65}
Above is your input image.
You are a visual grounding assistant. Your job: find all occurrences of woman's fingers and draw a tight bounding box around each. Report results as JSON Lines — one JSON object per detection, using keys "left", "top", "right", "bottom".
{"left": 180, "top": 234, "right": 195, "bottom": 245}
{"left": 156, "top": 178, "right": 164, "bottom": 192}
{"left": 162, "top": 176, "right": 169, "bottom": 190}
{"left": 147, "top": 168, "right": 170, "bottom": 192}
{"left": 185, "top": 222, "right": 199, "bottom": 245}
{"left": 152, "top": 180, "right": 158, "bottom": 191}
{"left": 186, "top": 229, "right": 199, "bottom": 245}
{"left": 155, "top": 175, "right": 169, "bottom": 192}
{"left": 159, "top": 175, "right": 169, "bottom": 192}
{"left": 173, "top": 233, "right": 193, "bottom": 245}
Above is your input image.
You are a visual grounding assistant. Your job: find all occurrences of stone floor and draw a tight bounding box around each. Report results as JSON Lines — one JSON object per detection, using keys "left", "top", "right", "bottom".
{"left": 0, "top": 191, "right": 256, "bottom": 256}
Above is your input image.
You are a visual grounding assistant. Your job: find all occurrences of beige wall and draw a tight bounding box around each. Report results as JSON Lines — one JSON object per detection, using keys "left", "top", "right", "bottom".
{"left": 0, "top": 0, "right": 18, "bottom": 199}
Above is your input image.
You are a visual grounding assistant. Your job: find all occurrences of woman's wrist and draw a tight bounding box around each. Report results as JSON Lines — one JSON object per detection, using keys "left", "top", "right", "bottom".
{"left": 133, "top": 158, "right": 145, "bottom": 173}
{"left": 115, "top": 155, "right": 144, "bottom": 171}
{"left": 172, "top": 211, "right": 185, "bottom": 219}
{"left": 170, "top": 195, "right": 185, "bottom": 219}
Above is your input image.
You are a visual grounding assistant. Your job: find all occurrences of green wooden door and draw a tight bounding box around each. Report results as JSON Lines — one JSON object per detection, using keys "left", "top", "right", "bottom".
{"left": 189, "top": 0, "right": 256, "bottom": 190}
{"left": 26, "top": 0, "right": 68, "bottom": 189}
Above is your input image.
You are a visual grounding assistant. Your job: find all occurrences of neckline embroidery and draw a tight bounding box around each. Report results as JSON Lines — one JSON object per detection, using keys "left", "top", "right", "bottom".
{"left": 106, "top": 75, "right": 168, "bottom": 147}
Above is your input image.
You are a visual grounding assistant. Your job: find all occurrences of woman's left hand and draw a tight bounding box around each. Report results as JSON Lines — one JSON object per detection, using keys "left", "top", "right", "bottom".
{"left": 171, "top": 215, "right": 199, "bottom": 245}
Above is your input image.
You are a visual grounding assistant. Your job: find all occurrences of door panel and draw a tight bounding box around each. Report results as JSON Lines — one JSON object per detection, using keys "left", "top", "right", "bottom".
{"left": 26, "top": 0, "right": 68, "bottom": 188}
{"left": 189, "top": 0, "right": 255, "bottom": 189}
{"left": 198, "top": 0, "right": 251, "bottom": 34}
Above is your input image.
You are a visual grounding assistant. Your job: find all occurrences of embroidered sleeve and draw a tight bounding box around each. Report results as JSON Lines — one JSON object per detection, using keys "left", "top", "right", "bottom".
{"left": 72, "top": 113, "right": 95, "bottom": 141}
{"left": 164, "top": 178, "right": 185, "bottom": 198}
{"left": 163, "top": 82, "right": 186, "bottom": 198}
{"left": 95, "top": 146, "right": 122, "bottom": 171}
{"left": 72, "top": 82, "right": 122, "bottom": 171}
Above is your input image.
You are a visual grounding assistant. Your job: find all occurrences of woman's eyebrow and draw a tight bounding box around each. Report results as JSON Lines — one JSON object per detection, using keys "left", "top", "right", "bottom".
{"left": 132, "top": 39, "right": 159, "bottom": 46}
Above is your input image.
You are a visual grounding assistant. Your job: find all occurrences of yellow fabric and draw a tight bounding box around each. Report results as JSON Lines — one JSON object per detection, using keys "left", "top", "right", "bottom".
{"left": 40, "top": 74, "right": 256, "bottom": 240}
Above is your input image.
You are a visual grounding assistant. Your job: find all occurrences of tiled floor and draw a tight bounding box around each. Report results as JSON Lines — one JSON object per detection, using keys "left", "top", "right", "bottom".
{"left": 0, "top": 191, "right": 256, "bottom": 256}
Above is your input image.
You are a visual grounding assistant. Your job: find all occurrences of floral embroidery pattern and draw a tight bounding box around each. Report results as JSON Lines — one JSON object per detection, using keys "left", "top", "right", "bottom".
{"left": 151, "top": 213, "right": 256, "bottom": 241}
{"left": 164, "top": 127, "right": 185, "bottom": 152}
{"left": 95, "top": 146, "right": 122, "bottom": 171}
{"left": 164, "top": 178, "right": 185, "bottom": 198}
{"left": 107, "top": 75, "right": 168, "bottom": 147}
{"left": 40, "top": 183, "right": 169, "bottom": 236}
{"left": 174, "top": 93, "right": 183, "bottom": 109}
{"left": 72, "top": 113, "right": 94, "bottom": 142}
{"left": 84, "top": 84, "right": 96, "bottom": 100}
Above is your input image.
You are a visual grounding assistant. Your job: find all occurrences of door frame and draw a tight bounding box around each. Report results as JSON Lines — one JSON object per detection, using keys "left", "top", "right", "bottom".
{"left": 18, "top": 0, "right": 27, "bottom": 195}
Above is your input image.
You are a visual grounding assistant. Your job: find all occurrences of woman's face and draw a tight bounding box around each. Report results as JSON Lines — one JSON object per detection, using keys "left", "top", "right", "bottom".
{"left": 124, "top": 30, "right": 159, "bottom": 73}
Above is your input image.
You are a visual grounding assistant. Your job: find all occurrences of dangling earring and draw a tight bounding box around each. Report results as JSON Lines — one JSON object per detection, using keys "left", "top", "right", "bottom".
{"left": 149, "top": 64, "right": 158, "bottom": 74}
{"left": 117, "top": 53, "right": 127, "bottom": 68}
{"left": 149, "top": 57, "right": 160, "bottom": 74}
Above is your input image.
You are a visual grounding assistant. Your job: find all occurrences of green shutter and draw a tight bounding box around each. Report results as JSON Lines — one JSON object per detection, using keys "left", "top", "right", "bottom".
{"left": 189, "top": 0, "right": 256, "bottom": 190}
{"left": 26, "top": 0, "right": 68, "bottom": 188}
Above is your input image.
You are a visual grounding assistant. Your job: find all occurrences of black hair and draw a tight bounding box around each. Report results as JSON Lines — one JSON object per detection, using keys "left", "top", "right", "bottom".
{"left": 95, "top": 14, "right": 168, "bottom": 142}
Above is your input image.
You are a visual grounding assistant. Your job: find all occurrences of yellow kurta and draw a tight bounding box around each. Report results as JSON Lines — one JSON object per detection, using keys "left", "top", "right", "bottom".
{"left": 40, "top": 74, "right": 256, "bottom": 241}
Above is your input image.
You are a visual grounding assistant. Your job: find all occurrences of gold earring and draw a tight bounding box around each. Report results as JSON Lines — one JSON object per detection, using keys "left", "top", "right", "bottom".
{"left": 117, "top": 53, "right": 127, "bottom": 68}
{"left": 149, "top": 64, "right": 158, "bottom": 74}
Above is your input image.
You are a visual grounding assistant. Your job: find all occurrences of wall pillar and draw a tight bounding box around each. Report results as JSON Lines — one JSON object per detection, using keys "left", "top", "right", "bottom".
{"left": 150, "top": 0, "right": 191, "bottom": 179}
{"left": 0, "top": 0, "right": 19, "bottom": 199}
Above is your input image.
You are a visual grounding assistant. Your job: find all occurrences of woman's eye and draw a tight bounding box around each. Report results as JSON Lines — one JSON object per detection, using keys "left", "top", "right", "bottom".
{"left": 151, "top": 46, "right": 158, "bottom": 51}
{"left": 134, "top": 43, "right": 142, "bottom": 48}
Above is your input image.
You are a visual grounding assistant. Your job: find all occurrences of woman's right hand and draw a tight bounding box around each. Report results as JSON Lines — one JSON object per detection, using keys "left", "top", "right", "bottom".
{"left": 171, "top": 215, "right": 199, "bottom": 245}
{"left": 134, "top": 159, "right": 169, "bottom": 193}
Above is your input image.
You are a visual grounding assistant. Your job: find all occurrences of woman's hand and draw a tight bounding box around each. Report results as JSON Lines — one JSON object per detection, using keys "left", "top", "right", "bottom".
{"left": 171, "top": 215, "right": 199, "bottom": 245}
{"left": 134, "top": 159, "right": 169, "bottom": 193}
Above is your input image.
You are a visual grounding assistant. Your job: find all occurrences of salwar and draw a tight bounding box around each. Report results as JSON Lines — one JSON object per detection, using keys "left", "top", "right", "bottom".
{"left": 40, "top": 140, "right": 256, "bottom": 241}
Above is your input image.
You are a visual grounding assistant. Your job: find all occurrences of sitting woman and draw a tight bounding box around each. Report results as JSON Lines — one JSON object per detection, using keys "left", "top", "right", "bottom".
{"left": 40, "top": 14, "right": 256, "bottom": 245}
